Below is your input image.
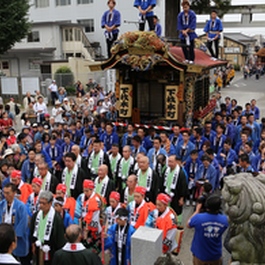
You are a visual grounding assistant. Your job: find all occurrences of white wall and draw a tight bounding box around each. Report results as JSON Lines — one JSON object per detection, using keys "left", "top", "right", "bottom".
{"left": 27, "top": 0, "right": 165, "bottom": 57}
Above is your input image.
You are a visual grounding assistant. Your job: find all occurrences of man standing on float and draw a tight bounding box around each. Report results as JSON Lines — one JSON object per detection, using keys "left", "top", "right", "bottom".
{"left": 177, "top": 0, "right": 197, "bottom": 64}
{"left": 134, "top": 0, "right": 156, "bottom": 31}
{"left": 204, "top": 10, "right": 223, "bottom": 59}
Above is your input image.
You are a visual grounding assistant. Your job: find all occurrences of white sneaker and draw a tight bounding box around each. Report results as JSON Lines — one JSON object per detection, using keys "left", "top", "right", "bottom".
{"left": 192, "top": 201, "right": 196, "bottom": 206}
{"left": 189, "top": 61, "right": 194, "bottom": 64}
{"left": 183, "top": 59, "right": 189, "bottom": 63}
{"left": 186, "top": 200, "right": 190, "bottom": 206}
{"left": 211, "top": 57, "right": 217, "bottom": 61}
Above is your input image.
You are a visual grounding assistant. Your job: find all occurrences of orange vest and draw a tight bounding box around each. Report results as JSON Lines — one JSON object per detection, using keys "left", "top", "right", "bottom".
{"left": 84, "top": 193, "right": 102, "bottom": 235}
{"left": 156, "top": 208, "right": 177, "bottom": 253}
{"left": 20, "top": 183, "right": 33, "bottom": 203}
{"left": 64, "top": 197, "right": 76, "bottom": 219}
{"left": 130, "top": 200, "right": 155, "bottom": 229}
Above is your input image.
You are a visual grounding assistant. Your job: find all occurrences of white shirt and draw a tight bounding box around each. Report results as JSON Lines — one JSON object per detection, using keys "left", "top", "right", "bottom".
{"left": 52, "top": 107, "right": 63, "bottom": 123}
{"left": 89, "top": 98, "right": 94, "bottom": 111}
{"left": 0, "top": 253, "right": 20, "bottom": 264}
{"left": 34, "top": 102, "right": 47, "bottom": 114}
{"left": 102, "top": 101, "right": 112, "bottom": 112}
{"left": 49, "top": 83, "right": 58, "bottom": 92}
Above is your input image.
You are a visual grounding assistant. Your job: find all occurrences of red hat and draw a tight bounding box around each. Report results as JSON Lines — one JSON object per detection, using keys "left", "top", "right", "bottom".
{"left": 157, "top": 193, "right": 171, "bottom": 205}
{"left": 83, "top": 179, "right": 95, "bottom": 189}
{"left": 135, "top": 186, "right": 146, "bottom": 196}
{"left": 32, "top": 178, "right": 43, "bottom": 187}
{"left": 10, "top": 170, "right": 21, "bottom": 179}
{"left": 56, "top": 184, "right": 67, "bottom": 193}
{"left": 44, "top": 113, "right": 50, "bottom": 117}
{"left": 109, "top": 191, "right": 120, "bottom": 201}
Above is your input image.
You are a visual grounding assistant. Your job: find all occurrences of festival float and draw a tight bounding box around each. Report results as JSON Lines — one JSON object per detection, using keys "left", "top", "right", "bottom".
{"left": 89, "top": 31, "right": 227, "bottom": 127}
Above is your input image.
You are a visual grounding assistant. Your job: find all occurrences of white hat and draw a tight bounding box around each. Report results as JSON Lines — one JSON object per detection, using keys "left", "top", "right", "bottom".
{"left": 55, "top": 100, "right": 61, "bottom": 105}
{"left": 52, "top": 80, "right": 56, "bottom": 82}
{"left": 63, "top": 98, "right": 69, "bottom": 101}
{"left": 3, "top": 148, "right": 14, "bottom": 158}
{"left": 100, "top": 109, "right": 107, "bottom": 114}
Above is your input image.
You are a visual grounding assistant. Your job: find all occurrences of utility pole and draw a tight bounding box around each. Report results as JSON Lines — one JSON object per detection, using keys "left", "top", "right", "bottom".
{"left": 165, "top": 0, "right": 180, "bottom": 39}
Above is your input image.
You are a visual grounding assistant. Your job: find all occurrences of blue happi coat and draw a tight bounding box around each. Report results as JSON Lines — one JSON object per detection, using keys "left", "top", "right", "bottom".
{"left": 0, "top": 198, "right": 29, "bottom": 257}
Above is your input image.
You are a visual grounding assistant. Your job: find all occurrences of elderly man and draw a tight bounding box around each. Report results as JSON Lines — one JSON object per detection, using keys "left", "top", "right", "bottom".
{"left": 94, "top": 164, "right": 115, "bottom": 205}
{"left": 75, "top": 180, "right": 103, "bottom": 253}
{"left": 0, "top": 183, "right": 29, "bottom": 265}
{"left": 116, "top": 145, "right": 135, "bottom": 193}
{"left": 30, "top": 191, "right": 65, "bottom": 265}
{"left": 52, "top": 225, "right": 100, "bottom": 265}
{"left": 38, "top": 162, "right": 58, "bottom": 194}
{"left": 87, "top": 139, "right": 112, "bottom": 180}
{"left": 121, "top": 174, "right": 138, "bottom": 205}
{"left": 162, "top": 155, "right": 187, "bottom": 216}
{"left": 61, "top": 152, "right": 87, "bottom": 200}
{"left": 23, "top": 92, "right": 35, "bottom": 110}
{"left": 136, "top": 156, "right": 159, "bottom": 203}
{"left": 71, "top": 145, "right": 88, "bottom": 175}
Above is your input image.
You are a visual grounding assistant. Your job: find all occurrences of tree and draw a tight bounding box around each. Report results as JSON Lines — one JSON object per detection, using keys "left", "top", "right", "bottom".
{"left": 0, "top": 1, "right": 31, "bottom": 54}
{"left": 190, "top": 0, "right": 231, "bottom": 18}
{"left": 54, "top": 66, "right": 74, "bottom": 89}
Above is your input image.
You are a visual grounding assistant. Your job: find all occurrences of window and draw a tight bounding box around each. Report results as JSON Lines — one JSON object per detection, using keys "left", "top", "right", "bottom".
{"left": 56, "top": 0, "right": 71, "bottom": 6}
{"left": 27, "top": 31, "right": 40, "bottom": 42}
{"left": 64, "top": 29, "right": 73, "bottom": 41}
{"left": 77, "top": 0, "right": 93, "bottom": 3}
{"left": 78, "top": 19, "right": 94, "bottom": 33}
{"left": 75, "top": 29, "right": 81, "bottom": 41}
{"left": 29, "top": 58, "right": 41, "bottom": 70}
{"left": 2, "top": 61, "right": 9, "bottom": 70}
{"left": 35, "top": 0, "right": 49, "bottom": 7}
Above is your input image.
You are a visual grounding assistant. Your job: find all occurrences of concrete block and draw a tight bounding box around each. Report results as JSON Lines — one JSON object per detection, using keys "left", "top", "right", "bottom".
{"left": 131, "top": 226, "right": 163, "bottom": 265}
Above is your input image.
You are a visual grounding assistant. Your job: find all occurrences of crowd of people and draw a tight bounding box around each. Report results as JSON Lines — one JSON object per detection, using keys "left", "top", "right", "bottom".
{"left": 0, "top": 75, "right": 262, "bottom": 264}
{"left": 213, "top": 65, "right": 235, "bottom": 91}
{"left": 1, "top": 0, "right": 263, "bottom": 264}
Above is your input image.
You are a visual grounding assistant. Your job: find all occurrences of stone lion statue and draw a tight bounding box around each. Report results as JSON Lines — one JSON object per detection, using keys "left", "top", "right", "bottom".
{"left": 222, "top": 173, "right": 265, "bottom": 264}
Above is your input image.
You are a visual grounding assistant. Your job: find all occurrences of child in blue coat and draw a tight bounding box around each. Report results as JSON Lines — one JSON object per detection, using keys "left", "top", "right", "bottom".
{"left": 104, "top": 208, "right": 135, "bottom": 265}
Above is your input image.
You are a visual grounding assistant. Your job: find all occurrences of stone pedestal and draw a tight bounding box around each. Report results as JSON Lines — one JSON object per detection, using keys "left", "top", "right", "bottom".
{"left": 131, "top": 226, "right": 163, "bottom": 265}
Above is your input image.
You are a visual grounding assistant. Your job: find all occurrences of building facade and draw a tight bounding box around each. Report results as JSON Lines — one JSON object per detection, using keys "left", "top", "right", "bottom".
{"left": 0, "top": 0, "right": 165, "bottom": 80}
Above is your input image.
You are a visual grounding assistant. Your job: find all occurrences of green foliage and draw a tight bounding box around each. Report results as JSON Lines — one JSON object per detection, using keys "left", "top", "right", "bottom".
{"left": 54, "top": 66, "right": 74, "bottom": 88}
{"left": 233, "top": 64, "right": 241, "bottom": 71}
{"left": 0, "top": 0, "right": 31, "bottom": 54}
{"left": 191, "top": 0, "right": 231, "bottom": 18}
{"left": 65, "top": 86, "right": 76, "bottom": 96}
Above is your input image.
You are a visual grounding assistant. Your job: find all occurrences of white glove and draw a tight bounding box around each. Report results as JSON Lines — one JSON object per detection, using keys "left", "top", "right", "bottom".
{"left": 42, "top": 245, "right": 51, "bottom": 253}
